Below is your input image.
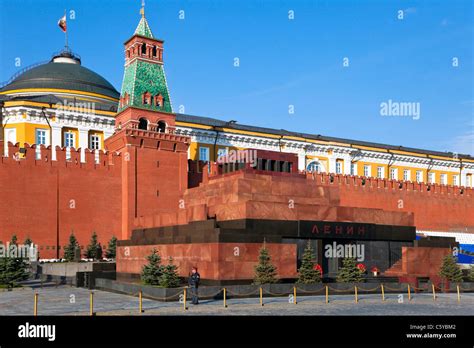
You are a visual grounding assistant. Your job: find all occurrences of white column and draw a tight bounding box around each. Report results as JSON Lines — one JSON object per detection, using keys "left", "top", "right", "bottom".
{"left": 298, "top": 153, "right": 306, "bottom": 172}
{"left": 343, "top": 157, "right": 351, "bottom": 175}
{"left": 51, "top": 126, "right": 62, "bottom": 161}
{"left": 328, "top": 157, "right": 337, "bottom": 174}
{"left": 460, "top": 171, "right": 466, "bottom": 187}
{"left": 78, "top": 129, "right": 89, "bottom": 162}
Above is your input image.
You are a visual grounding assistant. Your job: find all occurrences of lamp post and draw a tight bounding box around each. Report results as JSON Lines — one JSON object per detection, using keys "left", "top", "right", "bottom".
{"left": 213, "top": 120, "right": 236, "bottom": 162}
{"left": 0, "top": 100, "right": 4, "bottom": 143}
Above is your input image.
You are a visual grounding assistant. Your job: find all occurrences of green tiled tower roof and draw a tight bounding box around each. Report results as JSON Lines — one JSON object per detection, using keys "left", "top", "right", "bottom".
{"left": 119, "top": 59, "right": 172, "bottom": 113}
{"left": 134, "top": 15, "right": 154, "bottom": 38}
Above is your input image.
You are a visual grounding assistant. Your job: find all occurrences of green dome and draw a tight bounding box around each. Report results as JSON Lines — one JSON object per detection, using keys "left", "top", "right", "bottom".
{"left": 0, "top": 51, "right": 119, "bottom": 100}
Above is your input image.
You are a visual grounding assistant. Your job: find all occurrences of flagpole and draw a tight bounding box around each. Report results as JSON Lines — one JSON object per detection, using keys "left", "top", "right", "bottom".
{"left": 64, "top": 9, "right": 68, "bottom": 51}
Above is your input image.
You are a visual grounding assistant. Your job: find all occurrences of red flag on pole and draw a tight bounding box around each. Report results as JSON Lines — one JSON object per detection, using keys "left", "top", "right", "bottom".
{"left": 58, "top": 15, "right": 67, "bottom": 32}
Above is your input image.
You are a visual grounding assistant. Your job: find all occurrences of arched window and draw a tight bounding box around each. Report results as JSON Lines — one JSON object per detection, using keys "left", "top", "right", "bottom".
{"left": 141, "top": 43, "right": 147, "bottom": 55}
{"left": 138, "top": 118, "right": 148, "bottom": 130}
{"left": 306, "top": 161, "right": 321, "bottom": 173}
{"left": 152, "top": 45, "right": 157, "bottom": 57}
{"left": 157, "top": 121, "right": 166, "bottom": 133}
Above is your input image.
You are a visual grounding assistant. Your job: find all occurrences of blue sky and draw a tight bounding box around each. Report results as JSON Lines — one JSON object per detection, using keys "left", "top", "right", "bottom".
{"left": 0, "top": 0, "right": 472, "bottom": 155}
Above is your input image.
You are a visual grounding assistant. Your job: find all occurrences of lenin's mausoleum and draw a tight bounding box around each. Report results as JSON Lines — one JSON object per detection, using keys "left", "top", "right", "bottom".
{"left": 0, "top": 11, "right": 473, "bottom": 284}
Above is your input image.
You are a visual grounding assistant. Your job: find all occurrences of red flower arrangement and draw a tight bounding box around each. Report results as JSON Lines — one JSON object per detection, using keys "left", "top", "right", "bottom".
{"left": 356, "top": 263, "right": 366, "bottom": 273}
{"left": 313, "top": 263, "right": 323, "bottom": 277}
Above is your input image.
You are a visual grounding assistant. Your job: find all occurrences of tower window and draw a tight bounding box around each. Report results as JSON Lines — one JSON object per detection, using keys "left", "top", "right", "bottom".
{"left": 121, "top": 92, "right": 130, "bottom": 107}
{"left": 152, "top": 45, "right": 157, "bottom": 57}
{"left": 154, "top": 94, "right": 163, "bottom": 107}
{"left": 142, "top": 92, "right": 151, "bottom": 105}
{"left": 138, "top": 118, "right": 148, "bottom": 130}
{"left": 157, "top": 121, "right": 166, "bottom": 133}
{"left": 141, "top": 43, "right": 147, "bottom": 55}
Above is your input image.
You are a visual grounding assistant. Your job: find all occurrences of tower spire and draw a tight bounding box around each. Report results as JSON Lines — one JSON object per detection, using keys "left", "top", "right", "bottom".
{"left": 140, "top": 0, "right": 145, "bottom": 18}
{"left": 134, "top": 0, "right": 154, "bottom": 38}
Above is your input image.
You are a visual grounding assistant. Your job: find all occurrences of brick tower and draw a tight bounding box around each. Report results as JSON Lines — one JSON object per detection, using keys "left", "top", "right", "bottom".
{"left": 105, "top": 6, "right": 190, "bottom": 240}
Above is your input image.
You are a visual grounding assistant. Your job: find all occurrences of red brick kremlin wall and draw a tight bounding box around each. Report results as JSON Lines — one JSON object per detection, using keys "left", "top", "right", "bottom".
{"left": 306, "top": 172, "right": 474, "bottom": 233}
{"left": 0, "top": 139, "right": 472, "bottom": 260}
{"left": 0, "top": 142, "right": 122, "bottom": 259}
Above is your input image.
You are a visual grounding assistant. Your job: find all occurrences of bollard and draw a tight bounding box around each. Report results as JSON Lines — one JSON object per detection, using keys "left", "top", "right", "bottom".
{"left": 223, "top": 288, "right": 227, "bottom": 308}
{"left": 34, "top": 293, "right": 38, "bottom": 316}
{"left": 293, "top": 287, "right": 297, "bottom": 305}
{"left": 381, "top": 284, "right": 385, "bottom": 302}
{"left": 432, "top": 284, "right": 436, "bottom": 301}
{"left": 183, "top": 288, "right": 187, "bottom": 311}
{"left": 354, "top": 286, "right": 358, "bottom": 303}
{"left": 89, "top": 291, "right": 95, "bottom": 316}
{"left": 259, "top": 287, "right": 263, "bottom": 306}
{"left": 139, "top": 290, "right": 143, "bottom": 313}
{"left": 456, "top": 285, "right": 460, "bottom": 303}
{"left": 325, "top": 286, "right": 329, "bottom": 304}
{"left": 408, "top": 284, "right": 411, "bottom": 301}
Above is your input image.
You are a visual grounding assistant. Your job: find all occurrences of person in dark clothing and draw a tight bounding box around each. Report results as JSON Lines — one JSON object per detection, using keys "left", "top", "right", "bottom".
{"left": 188, "top": 267, "right": 200, "bottom": 305}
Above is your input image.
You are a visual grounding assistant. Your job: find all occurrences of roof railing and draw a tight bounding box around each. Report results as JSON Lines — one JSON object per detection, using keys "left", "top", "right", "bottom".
{"left": 0, "top": 60, "right": 49, "bottom": 89}
{"left": 51, "top": 48, "right": 81, "bottom": 62}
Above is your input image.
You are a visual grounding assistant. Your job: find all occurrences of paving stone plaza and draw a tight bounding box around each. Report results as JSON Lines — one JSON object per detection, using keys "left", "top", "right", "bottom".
{"left": 0, "top": 285, "right": 472, "bottom": 316}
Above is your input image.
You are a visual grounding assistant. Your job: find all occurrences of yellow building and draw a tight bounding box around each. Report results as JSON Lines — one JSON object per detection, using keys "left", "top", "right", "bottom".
{"left": 1, "top": 50, "right": 473, "bottom": 187}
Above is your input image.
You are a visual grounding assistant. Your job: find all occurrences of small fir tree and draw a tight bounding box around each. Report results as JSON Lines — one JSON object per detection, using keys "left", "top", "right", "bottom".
{"left": 10, "top": 235, "right": 18, "bottom": 246}
{"left": 63, "top": 233, "right": 79, "bottom": 262}
{"left": 297, "top": 241, "right": 322, "bottom": 284}
{"left": 439, "top": 255, "right": 463, "bottom": 283}
{"left": 253, "top": 243, "right": 278, "bottom": 285}
{"left": 24, "top": 237, "right": 33, "bottom": 246}
{"left": 85, "top": 232, "right": 99, "bottom": 260}
{"left": 105, "top": 236, "right": 117, "bottom": 259}
{"left": 141, "top": 248, "right": 164, "bottom": 285}
{"left": 337, "top": 257, "right": 364, "bottom": 283}
{"left": 0, "top": 235, "right": 29, "bottom": 287}
{"left": 159, "top": 257, "right": 180, "bottom": 288}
